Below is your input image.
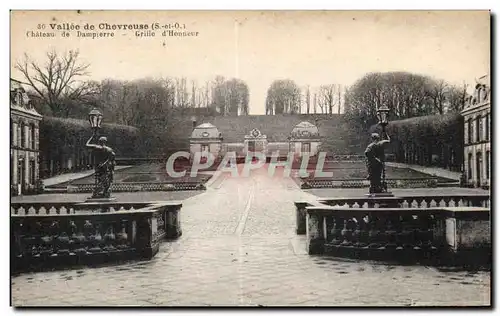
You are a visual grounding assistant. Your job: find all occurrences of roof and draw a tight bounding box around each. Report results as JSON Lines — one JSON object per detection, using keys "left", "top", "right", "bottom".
{"left": 167, "top": 114, "right": 368, "bottom": 154}
{"left": 10, "top": 79, "right": 42, "bottom": 119}
{"left": 191, "top": 122, "right": 221, "bottom": 139}
{"left": 291, "top": 121, "right": 320, "bottom": 139}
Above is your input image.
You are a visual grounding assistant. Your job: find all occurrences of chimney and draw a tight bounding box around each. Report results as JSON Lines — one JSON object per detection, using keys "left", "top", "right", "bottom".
{"left": 191, "top": 116, "right": 197, "bottom": 130}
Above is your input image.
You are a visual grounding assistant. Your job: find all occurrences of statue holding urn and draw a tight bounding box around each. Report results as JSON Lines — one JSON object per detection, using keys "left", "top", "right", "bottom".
{"left": 364, "top": 105, "right": 392, "bottom": 196}
{"left": 86, "top": 108, "right": 116, "bottom": 200}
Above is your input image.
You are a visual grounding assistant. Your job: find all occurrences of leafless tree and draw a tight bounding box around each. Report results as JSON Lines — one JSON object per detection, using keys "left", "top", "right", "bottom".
{"left": 15, "top": 50, "right": 97, "bottom": 116}
{"left": 306, "top": 86, "right": 311, "bottom": 114}
{"left": 445, "top": 82, "right": 468, "bottom": 113}
{"left": 428, "top": 79, "right": 448, "bottom": 115}
{"left": 318, "top": 84, "right": 340, "bottom": 114}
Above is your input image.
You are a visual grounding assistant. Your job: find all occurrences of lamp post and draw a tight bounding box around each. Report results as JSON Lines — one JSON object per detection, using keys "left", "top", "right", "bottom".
{"left": 89, "top": 108, "right": 103, "bottom": 133}
{"left": 88, "top": 108, "right": 103, "bottom": 199}
{"left": 86, "top": 108, "right": 116, "bottom": 202}
{"left": 376, "top": 105, "right": 390, "bottom": 193}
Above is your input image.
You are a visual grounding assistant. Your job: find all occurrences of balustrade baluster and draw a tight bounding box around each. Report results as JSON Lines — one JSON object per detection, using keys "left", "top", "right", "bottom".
{"left": 21, "top": 220, "right": 40, "bottom": 258}
{"left": 88, "top": 223, "right": 103, "bottom": 253}
{"left": 55, "top": 220, "right": 71, "bottom": 256}
{"left": 116, "top": 220, "right": 129, "bottom": 249}
{"left": 397, "top": 214, "right": 414, "bottom": 251}
{"left": 70, "top": 221, "right": 86, "bottom": 256}
{"left": 49, "top": 221, "right": 61, "bottom": 257}
{"left": 83, "top": 220, "right": 94, "bottom": 253}
{"left": 341, "top": 218, "right": 356, "bottom": 247}
{"left": 353, "top": 215, "right": 369, "bottom": 248}
{"left": 325, "top": 216, "right": 335, "bottom": 243}
{"left": 416, "top": 198, "right": 424, "bottom": 208}
{"left": 423, "top": 198, "right": 431, "bottom": 208}
{"left": 367, "top": 215, "right": 382, "bottom": 249}
{"left": 384, "top": 215, "right": 399, "bottom": 250}
{"left": 328, "top": 216, "right": 343, "bottom": 246}
{"left": 39, "top": 221, "right": 54, "bottom": 257}
{"left": 104, "top": 222, "right": 117, "bottom": 251}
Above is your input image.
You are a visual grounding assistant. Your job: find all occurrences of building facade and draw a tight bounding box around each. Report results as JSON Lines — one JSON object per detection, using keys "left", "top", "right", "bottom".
{"left": 461, "top": 75, "right": 491, "bottom": 188}
{"left": 189, "top": 121, "right": 322, "bottom": 161}
{"left": 10, "top": 79, "right": 42, "bottom": 195}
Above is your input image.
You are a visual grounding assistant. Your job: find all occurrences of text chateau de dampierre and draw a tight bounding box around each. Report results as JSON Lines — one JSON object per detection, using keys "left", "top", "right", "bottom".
{"left": 26, "top": 22, "right": 200, "bottom": 39}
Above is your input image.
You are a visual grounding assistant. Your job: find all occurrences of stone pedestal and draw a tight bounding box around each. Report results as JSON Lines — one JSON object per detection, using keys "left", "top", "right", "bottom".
{"left": 295, "top": 202, "right": 311, "bottom": 235}
{"left": 365, "top": 192, "right": 396, "bottom": 208}
{"left": 306, "top": 211, "right": 326, "bottom": 255}
{"left": 364, "top": 192, "right": 394, "bottom": 198}
{"left": 85, "top": 197, "right": 117, "bottom": 203}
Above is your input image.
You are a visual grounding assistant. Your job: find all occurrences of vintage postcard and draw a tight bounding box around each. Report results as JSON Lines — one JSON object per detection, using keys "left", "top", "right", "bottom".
{"left": 10, "top": 10, "right": 491, "bottom": 307}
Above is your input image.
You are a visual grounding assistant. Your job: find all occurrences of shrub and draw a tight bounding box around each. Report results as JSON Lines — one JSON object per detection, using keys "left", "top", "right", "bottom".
{"left": 39, "top": 116, "right": 145, "bottom": 178}
{"left": 371, "top": 114, "right": 463, "bottom": 170}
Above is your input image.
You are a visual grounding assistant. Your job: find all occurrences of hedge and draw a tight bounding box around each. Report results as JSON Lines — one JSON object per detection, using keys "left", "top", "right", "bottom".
{"left": 39, "top": 116, "right": 144, "bottom": 172}
{"left": 370, "top": 114, "right": 464, "bottom": 171}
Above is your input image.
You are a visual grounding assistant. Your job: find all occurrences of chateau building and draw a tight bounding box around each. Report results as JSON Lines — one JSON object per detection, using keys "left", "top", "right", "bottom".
{"left": 10, "top": 79, "right": 42, "bottom": 195}
{"left": 461, "top": 74, "right": 491, "bottom": 188}
{"left": 189, "top": 120, "right": 322, "bottom": 162}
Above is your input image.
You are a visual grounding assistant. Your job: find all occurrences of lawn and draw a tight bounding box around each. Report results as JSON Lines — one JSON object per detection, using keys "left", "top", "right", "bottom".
{"left": 50, "top": 163, "right": 212, "bottom": 188}
{"left": 298, "top": 161, "right": 455, "bottom": 182}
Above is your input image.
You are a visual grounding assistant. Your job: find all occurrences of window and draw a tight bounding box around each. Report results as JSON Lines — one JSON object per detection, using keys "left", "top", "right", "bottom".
{"left": 10, "top": 120, "right": 14, "bottom": 146}
{"left": 302, "top": 143, "right": 311, "bottom": 153}
{"left": 476, "top": 116, "right": 481, "bottom": 143}
{"left": 468, "top": 153, "right": 473, "bottom": 179}
{"left": 10, "top": 90, "right": 17, "bottom": 104}
{"left": 467, "top": 118, "right": 473, "bottom": 144}
{"left": 486, "top": 151, "right": 490, "bottom": 180}
{"left": 29, "top": 160, "right": 35, "bottom": 185}
{"left": 20, "top": 123, "right": 26, "bottom": 148}
{"left": 17, "top": 159, "right": 23, "bottom": 185}
{"left": 476, "top": 151, "right": 483, "bottom": 185}
{"left": 10, "top": 156, "right": 14, "bottom": 185}
{"left": 31, "top": 124, "right": 36, "bottom": 149}
{"left": 485, "top": 113, "right": 490, "bottom": 141}
{"left": 201, "top": 144, "right": 209, "bottom": 152}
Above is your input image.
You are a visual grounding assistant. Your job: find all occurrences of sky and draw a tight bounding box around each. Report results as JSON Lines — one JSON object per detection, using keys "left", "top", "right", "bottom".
{"left": 10, "top": 10, "right": 490, "bottom": 115}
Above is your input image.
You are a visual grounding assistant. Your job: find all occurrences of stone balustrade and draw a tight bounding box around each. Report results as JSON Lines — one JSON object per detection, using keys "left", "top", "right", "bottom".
{"left": 304, "top": 205, "right": 490, "bottom": 266}
{"left": 65, "top": 182, "right": 205, "bottom": 193}
{"left": 295, "top": 194, "right": 490, "bottom": 236}
{"left": 11, "top": 201, "right": 182, "bottom": 272}
{"left": 10, "top": 201, "right": 152, "bottom": 215}
{"left": 318, "top": 194, "right": 490, "bottom": 208}
{"left": 301, "top": 178, "right": 456, "bottom": 189}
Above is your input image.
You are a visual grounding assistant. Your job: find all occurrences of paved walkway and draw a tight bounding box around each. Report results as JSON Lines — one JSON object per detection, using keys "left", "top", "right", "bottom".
{"left": 11, "top": 165, "right": 490, "bottom": 306}
{"left": 385, "top": 162, "right": 462, "bottom": 181}
{"left": 42, "top": 166, "right": 132, "bottom": 187}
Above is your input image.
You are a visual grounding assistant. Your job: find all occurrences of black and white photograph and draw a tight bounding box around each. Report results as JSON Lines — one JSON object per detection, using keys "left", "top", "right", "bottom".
{"left": 8, "top": 9, "right": 491, "bottom": 307}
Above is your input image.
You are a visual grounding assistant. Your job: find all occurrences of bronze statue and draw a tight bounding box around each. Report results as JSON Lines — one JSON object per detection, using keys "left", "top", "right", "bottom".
{"left": 86, "top": 135, "right": 116, "bottom": 198}
{"left": 365, "top": 131, "right": 391, "bottom": 194}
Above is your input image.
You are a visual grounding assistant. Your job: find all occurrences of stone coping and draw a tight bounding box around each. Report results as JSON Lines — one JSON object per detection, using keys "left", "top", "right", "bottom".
{"left": 317, "top": 194, "right": 489, "bottom": 202}
{"left": 305, "top": 206, "right": 490, "bottom": 220}
{"left": 11, "top": 200, "right": 183, "bottom": 217}
{"left": 440, "top": 207, "right": 490, "bottom": 220}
